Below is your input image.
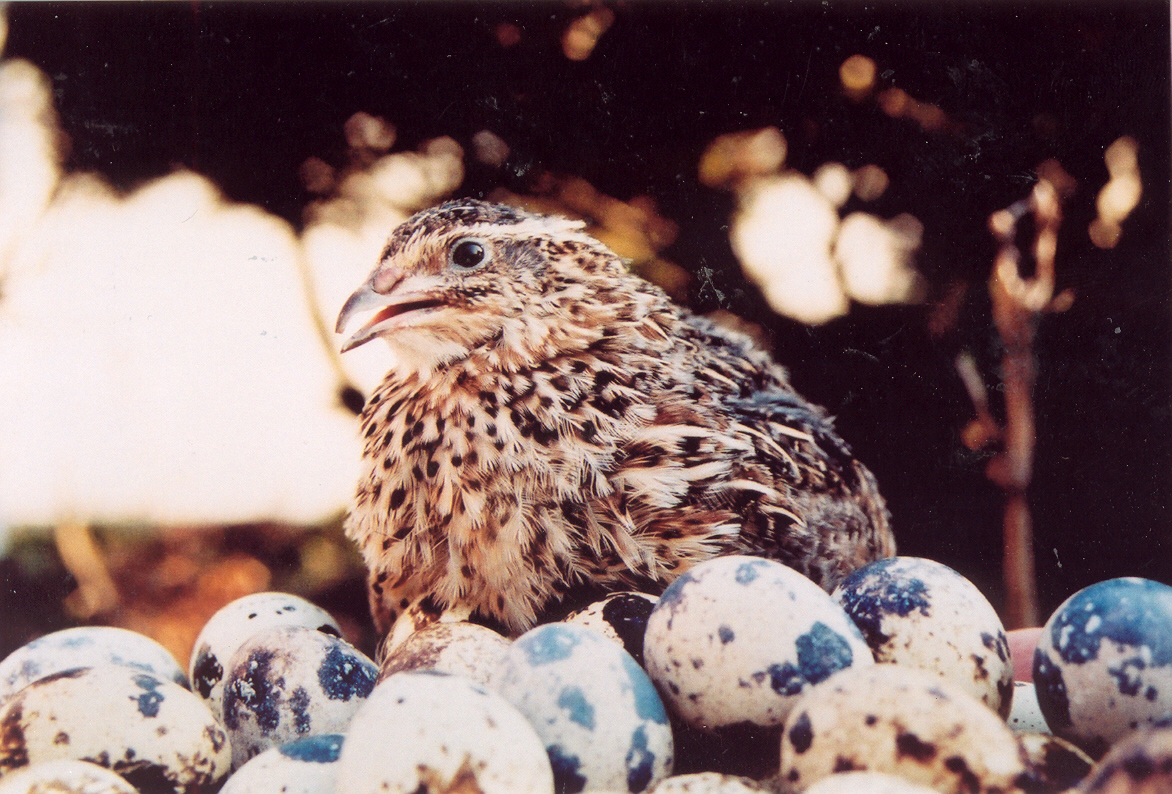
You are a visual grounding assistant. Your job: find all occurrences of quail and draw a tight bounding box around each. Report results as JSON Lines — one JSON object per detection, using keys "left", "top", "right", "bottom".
{"left": 336, "top": 199, "right": 894, "bottom": 637}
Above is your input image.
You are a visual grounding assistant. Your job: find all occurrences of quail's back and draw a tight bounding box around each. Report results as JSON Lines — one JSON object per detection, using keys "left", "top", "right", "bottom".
{"left": 336, "top": 199, "right": 894, "bottom": 636}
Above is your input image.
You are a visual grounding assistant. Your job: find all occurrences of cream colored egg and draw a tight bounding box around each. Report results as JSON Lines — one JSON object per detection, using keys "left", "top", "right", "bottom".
{"left": 779, "top": 665, "right": 1026, "bottom": 794}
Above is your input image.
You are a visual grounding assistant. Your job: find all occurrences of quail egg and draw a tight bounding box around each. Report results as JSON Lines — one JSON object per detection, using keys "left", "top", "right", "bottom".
{"left": 1077, "top": 717, "right": 1172, "bottom": 793}
{"left": 566, "top": 592, "right": 658, "bottom": 667}
{"left": 221, "top": 625, "right": 376, "bottom": 768}
{"left": 0, "top": 627, "right": 187, "bottom": 702}
{"left": 1033, "top": 577, "right": 1172, "bottom": 756}
{"left": 832, "top": 556, "right": 1014, "bottom": 716}
{"left": 779, "top": 665, "right": 1027, "bottom": 794}
{"left": 188, "top": 592, "right": 341, "bottom": 717}
{"left": 644, "top": 555, "right": 871, "bottom": 732}
{"left": 218, "top": 734, "right": 343, "bottom": 794}
{"left": 0, "top": 666, "right": 230, "bottom": 793}
{"left": 1008, "top": 681, "right": 1049, "bottom": 734}
{"left": 495, "top": 622, "right": 673, "bottom": 792}
{"left": 802, "top": 771, "right": 942, "bottom": 793}
{"left": 377, "top": 621, "right": 510, "bottom": 689}
{"left": 0, "top": 759, "right": 138, "bottom": 794}
{"left": 335, "top": 671, "right": 553, "bottom": 794}
{"left": 643, "top": 772, "right": 767, "bottom": 792}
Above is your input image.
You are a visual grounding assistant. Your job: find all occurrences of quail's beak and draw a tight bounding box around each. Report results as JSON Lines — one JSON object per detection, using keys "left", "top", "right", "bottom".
{"left": 335, "top": 276, "right": 448, "bottom": 353}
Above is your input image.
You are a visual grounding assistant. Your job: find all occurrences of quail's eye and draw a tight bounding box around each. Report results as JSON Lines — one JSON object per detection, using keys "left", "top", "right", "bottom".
{"left": 450, "top": 238, "right": 489, "bottom": 271}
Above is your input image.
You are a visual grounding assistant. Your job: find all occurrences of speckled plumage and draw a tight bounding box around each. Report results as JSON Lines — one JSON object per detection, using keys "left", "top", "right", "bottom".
{"left": 336, "top": 199, "right": 894, "bottom": 636}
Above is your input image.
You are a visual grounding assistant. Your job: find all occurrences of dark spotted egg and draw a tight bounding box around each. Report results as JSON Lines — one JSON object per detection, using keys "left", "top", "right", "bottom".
{"left": 221, "top": 625, "right": 376, "bottom": 768}
{"left": 188, "top": 592, "right": 342, "bottom": 719}
{"left": 495, "top": 622, "right": 674, "bottom": 793}
{"left": 779, "top": 665, "right": 1027, "bottom": 794}
{"left": 0, "top": 626, "right": 187, "bottom": 702}
{"left": 335, "top": 671, "right": 553, "bottom": 794}
{"left": 0, "top": 759, "right": 139, "bottom": 794}
{"left": 1033, "top": 577, "right": 1172, "bottom": 757}
{"left": 644, "top": 555, "right": 872, "bottom": 732}
{"left": 219, "top": 734, "right": 344, "bottom": 794}
{"left": 565, "top": 592, "right": 659, "bottom": 668}
{"left": 832, "top": 556, "right": 1014, "bottom": 717}
{"left": 0, "top": 665, "right": 230, "bottom": 793}
{"left": 1077, "top": 717, "right": 1172, "bottom": 793}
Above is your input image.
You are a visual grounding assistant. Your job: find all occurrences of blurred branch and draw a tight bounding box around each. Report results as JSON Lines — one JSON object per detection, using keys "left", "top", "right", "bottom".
{"left": 966, "top": 173, "right": 1074, "bottom": 628}
{"left": 54, "top": 520, "right": 119, "bottom": 620}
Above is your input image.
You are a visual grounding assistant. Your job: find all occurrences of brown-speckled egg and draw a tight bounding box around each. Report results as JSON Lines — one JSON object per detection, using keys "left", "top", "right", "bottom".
{"left": 1017, "top": 733, "right": 1093, "bottom": 792}
{"left": 832, "top": 557, "right": 1014, "bottom": 717}
{"left": 1076, "top": 718, "right": 1172, "bottom": 793}
{"left": 644, "top": 556, "right": 872, "bottom": 733}
{"left": 644, "top": 772, "right": 767, "bottom": 792}
{"left": 335, "top": 671, "right": 553, "bottom": 794}
{"left": 0, "top": 759, "right": 138, "bottom": 794}
{"left": 0, "top": 666, "right": 230, "bottom": 793}
{"left": 779, "top": 665, "right": 1027, "bottom": 794}
{"left": 221, "top": 625, "right": 376, "bottom": 768}
{"left": 376, "top": 621, "right": 510, "bottom": 689}
{"left": 802, "top": 771, "right": 942, "bottom": 793}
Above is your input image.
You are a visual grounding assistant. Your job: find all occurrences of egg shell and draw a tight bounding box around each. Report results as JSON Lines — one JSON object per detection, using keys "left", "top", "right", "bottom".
{"left": 1033, "top": 577, "right": 1172, "bottom": 756}
{"left": 0, "top": 665, "right": 230, "bottom": 793}
{"left": 188, "top": 592, "right": 341, "bottom": 717}
{"left": 565, "top": 592, "right": 658, "bottom": 668}
{"left": 1017, "top": 733, "right": 1093, "bottom": 792}
{"left": 832, "top": 556, "right": 1014, "bottom": 716}
{"left": 495, "top": 623, "right": 673, "bottom": 793}
{"left": 643, "top": 772, "right": 766, "bottom": 792}
{"left": 0, "top": 759, "right": 138, "bottom": 794}
{"left": 218, "top": 734, "right": 343, "bottom": 794}
{"left": 644, "top": 555, "right": 872, "bottom": 731}
{"left": 1009, "top": 681, "right": 1049, "bottom": 734}
{"left": 1077, "top": 718, "right": 1172, "bottom": 793}
{"left": 221, "top": 625, "right": 376, "bottom": 768}
{"left": 377, "top": 621, "right": 510, "bottom": 689}
{"left": 0, "top": 627, "right": 187, "bottom": 702}
{"left": 335, "top": 671, "right": 553, "bottom": 794}
{"left": 779, "top": 665, "right": 1028, "bottom": 794}
{"left": 802, "top": 771, "right": 942, "bottom": 793}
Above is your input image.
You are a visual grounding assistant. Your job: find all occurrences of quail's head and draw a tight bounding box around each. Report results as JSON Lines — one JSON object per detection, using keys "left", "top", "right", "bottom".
{"left": 336, "top": 200, "right": 626, "bottom": 378}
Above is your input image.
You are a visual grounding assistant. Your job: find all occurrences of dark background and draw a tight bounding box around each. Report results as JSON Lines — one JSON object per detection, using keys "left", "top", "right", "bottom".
{"left": 6, "top": 1, "right": 1169, "bottom": 620}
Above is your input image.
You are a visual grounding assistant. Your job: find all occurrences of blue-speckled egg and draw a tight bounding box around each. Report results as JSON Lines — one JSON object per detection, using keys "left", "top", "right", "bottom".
{"left": 188, "top": 592, "right": 341, "bottom": 718}
{"left": 0, "top": 627, "right": 187, "bottom": 702}
{"left": 221, "top": 625, "right": 376, "bottom": 768}
{"left": 644, "top": 555, "right": 872, "bottom": 731}
{"left": 832, "top": 556, "right": 1014, "bottom": 717}
{"left": 566, "top": 592, "right": 659, "bottom": 668}
{"left": 1033, "top": 577, "right": 1172, "bottom": 756}
{"left": 0, "top": 666, "right": 230, "bottom": 793}
{"left": 336, "top": 671, "right": 553, "bottom": 794}
{"left": 219, "top": 734, "right": 344, "bottom": 794}
{"left": 495, "top": 623, "right": 674, "bottom": 793}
